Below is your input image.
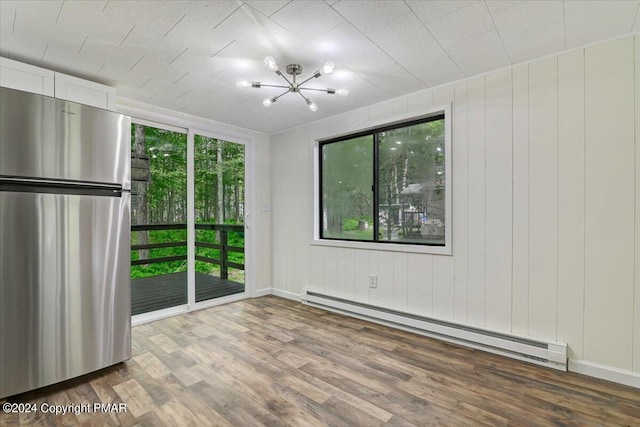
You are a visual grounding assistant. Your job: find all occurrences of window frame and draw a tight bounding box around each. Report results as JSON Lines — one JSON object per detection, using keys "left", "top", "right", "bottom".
{"left": 313, "top": 104, "right": 452, "bottom": 255}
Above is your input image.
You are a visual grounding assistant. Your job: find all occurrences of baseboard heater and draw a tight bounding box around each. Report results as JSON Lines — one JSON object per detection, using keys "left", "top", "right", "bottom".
{"left": 301, "top": 290, "right": 567, "bottom": 371}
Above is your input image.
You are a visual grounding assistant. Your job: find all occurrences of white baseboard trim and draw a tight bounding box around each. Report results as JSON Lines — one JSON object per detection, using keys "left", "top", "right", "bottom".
{"left": 271, "top": 288, "right": 301, "bottom": 301}
{"left": 254, "top": 288, "right": 272, "bottom": 297}
{"left": 569, "top": 359, "right": 640, "bottom": 389}
{"left": 132, "top": 305, "right": 189, "bottom": 327}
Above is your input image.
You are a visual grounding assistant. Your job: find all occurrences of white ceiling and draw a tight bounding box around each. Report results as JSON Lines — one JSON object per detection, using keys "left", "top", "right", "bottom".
{"left": 1, "top": 0, "right": 639, "bottom": 134}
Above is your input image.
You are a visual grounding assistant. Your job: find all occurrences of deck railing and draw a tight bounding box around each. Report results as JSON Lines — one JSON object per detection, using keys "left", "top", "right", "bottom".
{"left": 131, "top": 223, "right": 244, "bottom": 279}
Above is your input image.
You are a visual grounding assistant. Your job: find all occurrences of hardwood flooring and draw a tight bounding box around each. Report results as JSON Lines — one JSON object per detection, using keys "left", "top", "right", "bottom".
{"left": 1, "top": 296, "right": 638, "bottom": 426}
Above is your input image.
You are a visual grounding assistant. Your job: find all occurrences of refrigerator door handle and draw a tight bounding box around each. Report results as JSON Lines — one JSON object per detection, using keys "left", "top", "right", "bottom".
{"left": 0, "top": 176, "right": 123, "bottom": 197}
{"left": 0, "top": 176, "right": 121, "bottom": 189}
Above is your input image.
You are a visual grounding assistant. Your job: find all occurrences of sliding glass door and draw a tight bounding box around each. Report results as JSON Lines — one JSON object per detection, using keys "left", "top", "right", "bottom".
{"left": 130, "top": 121, "right": 250, "bottom": 319}
{"left": 130, "top": 122, "right": 188, "bottom": 316}
{"left": 193, "top": 133, "right": 246, "bottom": 303}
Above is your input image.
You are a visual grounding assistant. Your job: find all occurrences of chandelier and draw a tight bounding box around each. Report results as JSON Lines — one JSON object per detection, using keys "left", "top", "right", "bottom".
{"left": 236, "top": 56, "right": 348, "bottom": 111}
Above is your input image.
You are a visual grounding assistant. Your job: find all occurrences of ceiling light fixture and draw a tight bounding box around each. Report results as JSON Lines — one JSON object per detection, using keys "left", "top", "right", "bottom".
{"left": 236, "top": 56, "right": 348, "bottom": 112}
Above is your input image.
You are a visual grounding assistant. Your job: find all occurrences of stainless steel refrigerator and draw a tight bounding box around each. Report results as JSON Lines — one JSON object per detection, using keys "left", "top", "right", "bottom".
{"left": 0, "top": 87, "right": 131, "bottom": 398}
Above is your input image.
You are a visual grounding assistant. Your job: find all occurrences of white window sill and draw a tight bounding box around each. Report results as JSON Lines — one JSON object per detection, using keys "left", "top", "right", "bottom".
{"left": 311, "top": 238, "right": 452, "bottom": 255}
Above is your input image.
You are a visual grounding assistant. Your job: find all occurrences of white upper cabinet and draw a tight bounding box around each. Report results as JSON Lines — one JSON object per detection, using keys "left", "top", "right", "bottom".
{"left": 54, "top": 73, "right": 115, "bottom": 111}
{"left": 0, "top": 57, "right": 115, "bottom": 110}
{"left": 0, "top": 57, "right": 54, "bottom": 96}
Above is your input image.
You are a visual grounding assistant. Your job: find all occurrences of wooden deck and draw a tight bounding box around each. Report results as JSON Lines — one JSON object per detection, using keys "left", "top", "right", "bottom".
{"left": 131, "top": 272, "right": 244, "bottom": 315}
{"left": 3, "top": 296, "right": 639, "bottom": 426}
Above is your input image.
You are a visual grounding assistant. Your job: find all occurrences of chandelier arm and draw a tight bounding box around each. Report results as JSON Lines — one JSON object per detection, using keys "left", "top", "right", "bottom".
{"left": 273, "top": 89, "right": 291, "bottom": 101}
{"left": 298, "top": 87, "right": 331, "bottom": 93}
{"left": 275, "top": 70, "right": 293, "bottom": 87}
{"left": 259, "top": 84, "right": 290, "bottom": 89}
{"left": 298, "top": 91, "right": 312, "bottom": 103}
{"left": 297, "top": 74, "right": 320, "bottom": 87}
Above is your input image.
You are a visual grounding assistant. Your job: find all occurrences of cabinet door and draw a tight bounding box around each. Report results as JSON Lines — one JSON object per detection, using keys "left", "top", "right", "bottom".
{"left": 54, "top": 72, "right": 116, "bottom": 110}
{"left": 0, "top": 57, "right": 54, "bottom": 96}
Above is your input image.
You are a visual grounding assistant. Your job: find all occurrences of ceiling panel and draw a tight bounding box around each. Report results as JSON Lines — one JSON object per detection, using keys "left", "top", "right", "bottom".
{"left": 357, "top": 61, "right": 423, "bottom": 96}
{"left": 173, "top": 72, "right": 225, "bottom": 95}
{"left": 13, "top": 13, "right": 86, "bottom": 54}
{"left": 270, "top": 1, "right": 344, "bottom": 41}
{"left": 564, "top": 0, "right": 639, "bottom": 48}
{"left": 446, "top": 29, "right": 506, "bottom": 64}
{"left": 149, "top": 90, "right": 192, "bottom": 111}
{"left": 97, "top": 62, "right": 150, "bottom": 88}
{"left": 456, "top": 48, "right": 511, "bottom": 76}
{"left": 406, "top": 56, "right": 465, "bottom": 88}
{"left": 115, "top": 83, "right": 155, "bottom": 103}
{"left": 364, "top": 12, "right": 448, "bottom": 68}
{"left": 0, "top": 35, "right": 47, "bottom": 64}
{"left": 170, "top": 50, "right": 230, "bottom": 80}
{"left": 79, "top": 36, "right": 142, "bottom": 71}
{"left": 179, "top": 1, "right": 241, "bottom": 27}
{"left": 103, "top": 1, "right": 186, "bottom": 38}
{"left": 503, "top": 19, "right": 565, "bottom": 64}
{"left": 130, "top": 56, "right": 187, "bottom": 84}
{"left": 1, "top": 0, "right": 62, "bottom": 25}
{"left": 332, "top": 1, "right": 411, "bottom": 34}
{"left": 163, "top": 16, "right": 236, "bottom": 57}
{"left": 406, "top": 0, "right": 474, "bottom": 23}
{"left": 485, "top": 1, "right": 523, "bottom": 15}
{"left": 491, "top": 0, "right": 563, "bottom": 38}
{"left": 244, "top": 1, "right": 290, "bottom": 17}
{"left": 57, "top": 0, "right": 132, "bottom": 46}
{"left": 308, "top": 23, "right": 373, "bottom": 63}
{"left": 42, "top": 45, "right": 104, "bottom": 78}
{"left": 1, "top": 0, "right": 638, "bottom": 133}
{"left": 119, "top": 26, "right": 186, "bottom": 64}
{"left": 141, "top": 79, "right": 187, "bottom": 101}
{"left": 426, "top": 2, "right": 494, "bottom": 48}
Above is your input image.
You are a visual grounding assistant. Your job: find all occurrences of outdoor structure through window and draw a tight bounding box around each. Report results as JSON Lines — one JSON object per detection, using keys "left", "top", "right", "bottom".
{"left": 320, "top": 113, "right": 447, "bottom": 246}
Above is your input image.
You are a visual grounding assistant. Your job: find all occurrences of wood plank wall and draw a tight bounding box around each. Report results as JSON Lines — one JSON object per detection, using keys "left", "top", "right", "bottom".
{"left": 270, "top": 35, "right": 640, "bottom": 376}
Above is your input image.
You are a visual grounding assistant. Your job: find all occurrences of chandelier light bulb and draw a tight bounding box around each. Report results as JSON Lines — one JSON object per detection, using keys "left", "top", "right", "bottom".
{"left": 263, "top": 97, "right": 274, "bottom": 107}
{"left": 236, "top": 80, "right": 250, "bottom": 88}
{"left": 335, "top": 88, "right": 349, "bottom": 96}
{"left": 264, "top": 56, "right": 279, "bottom": 71}
{"left": 322, "top": 61, "right": 335, "bottom": 74}
{"left": 307, "top": 100, "right": 318, "bottom": 112}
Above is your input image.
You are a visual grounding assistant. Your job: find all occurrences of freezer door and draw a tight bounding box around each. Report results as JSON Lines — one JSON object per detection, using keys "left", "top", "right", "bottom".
{"left": 0, "top": 87, "right": 131, "bottom": 190}
{"left": 0, "top": 190, "right": 131, "bottom": 398}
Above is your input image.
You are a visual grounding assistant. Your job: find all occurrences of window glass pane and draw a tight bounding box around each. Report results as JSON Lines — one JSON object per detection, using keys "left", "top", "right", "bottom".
{"left": 321, "top": 135, "right": 374, "bottom": 240}
{"left": 194, "top": 135, "right": 245, "bottom": 302}
{"left": 378, "top": 118, "right": 445, "bottom": 245}
{"left": 130, "top": 124, "right": 187, "bottom": 315}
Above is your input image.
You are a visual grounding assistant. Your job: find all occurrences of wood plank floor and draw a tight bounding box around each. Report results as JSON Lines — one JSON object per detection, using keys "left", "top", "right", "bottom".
{"left": 131, "top": 272, "right": 244, "bottom": 315}
{"left": 2, "top": 296, "right": 638, "bottom": 426}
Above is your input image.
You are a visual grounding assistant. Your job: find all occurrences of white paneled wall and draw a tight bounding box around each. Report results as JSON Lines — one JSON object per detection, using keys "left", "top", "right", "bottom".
{"left": 511, "top": 63, "right": 530, "bottom": 336}
{"left": 635, "top": 37, "right": 640, "bottom": 374}
{"left": 466, "top": 76, "right": 487, "bottom": 327}
{"left": 484, "top": 69, "right": 513, "bottom": 331}
{"left": 557, "top": 49, "right": 585, "bottom": 360}
{"left": 270, "top": 35, "right": 640, "bottom": 376}
{"left": 528, "top": 56, "right": 559, "bottom": 342}
{"left": 583, "top": 37, "right": 635, "bottom": 370}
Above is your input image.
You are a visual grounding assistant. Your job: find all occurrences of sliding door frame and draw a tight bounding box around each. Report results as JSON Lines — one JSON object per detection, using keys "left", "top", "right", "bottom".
{"left": 188, "top": 127, "right": 254, "bottom": 310}
{"left": 122, "top": 105, "right": 256, "bottom": 326}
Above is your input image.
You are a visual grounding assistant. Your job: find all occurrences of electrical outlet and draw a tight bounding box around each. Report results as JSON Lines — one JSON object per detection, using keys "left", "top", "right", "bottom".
{"left": 369, "top": 274, "right": 377, "bottom": 288}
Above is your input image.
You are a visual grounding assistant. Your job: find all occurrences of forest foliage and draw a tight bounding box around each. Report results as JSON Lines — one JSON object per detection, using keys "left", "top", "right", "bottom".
{"left": 322, "top": 118, "right": 445, "bottom": 242}
{"left": 130, "top": 125, "right": 245, "bottom": 280}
